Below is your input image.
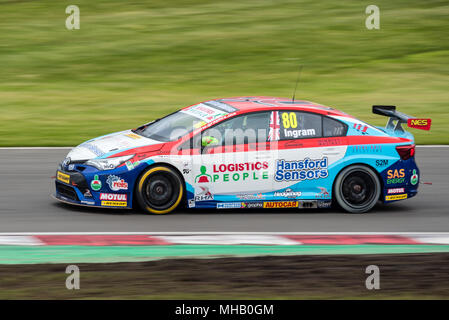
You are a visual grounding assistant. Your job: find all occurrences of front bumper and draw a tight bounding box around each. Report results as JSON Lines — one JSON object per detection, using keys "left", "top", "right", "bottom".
{"left": 54, "top": 162, "right": 138, "bottom": 209}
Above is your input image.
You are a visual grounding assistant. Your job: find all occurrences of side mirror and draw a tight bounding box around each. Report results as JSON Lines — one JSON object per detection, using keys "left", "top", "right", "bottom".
{"left": 201, "top": 136, "right": 220, "bottom": 148}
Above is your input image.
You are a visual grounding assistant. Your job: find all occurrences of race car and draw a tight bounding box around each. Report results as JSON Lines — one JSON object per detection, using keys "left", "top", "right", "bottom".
{"left": 54, "top": 96, "right": 431, "bottom": 214}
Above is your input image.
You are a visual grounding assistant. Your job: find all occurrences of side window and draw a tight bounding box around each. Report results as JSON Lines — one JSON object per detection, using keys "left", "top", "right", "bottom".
{"left": 323, "top": 117, "right": 347, "bottom": 137}
{"left": 201, "top": 112, "right": 271, "bottom": 147}
{"left": 279, "top": 111, "right": 322, "bottom": 140}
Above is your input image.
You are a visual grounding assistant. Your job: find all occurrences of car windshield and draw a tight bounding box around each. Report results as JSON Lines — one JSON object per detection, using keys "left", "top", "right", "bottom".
{"left": 135, "top": 103, "right": 231, "bottom": 142}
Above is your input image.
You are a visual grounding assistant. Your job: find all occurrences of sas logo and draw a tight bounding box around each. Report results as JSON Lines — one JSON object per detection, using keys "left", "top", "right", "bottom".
{"left": 263, "top": 201, "right": 299, "bottom": 209}
{"left": 385, "top": 194, "right": 408, "bottom": 201}
{"left": 57, "top": 171, "right": 70, "bottom": 184}
{"left": 407, "top": 118, "right": 431, "bottom": 131}
{"left": 386, "top": 169, "right": 405, "bottom": 184}
{"left": 106, "top": 175, "right": 128, "bottom": 191}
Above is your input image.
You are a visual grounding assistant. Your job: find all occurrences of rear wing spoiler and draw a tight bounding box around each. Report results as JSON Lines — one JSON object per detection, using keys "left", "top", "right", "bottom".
{"left": 372, "top": 105, "right": 431, "bottom": 132}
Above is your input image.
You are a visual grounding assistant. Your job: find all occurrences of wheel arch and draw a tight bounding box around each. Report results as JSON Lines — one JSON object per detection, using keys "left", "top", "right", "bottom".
{"left": 331, "top": 162, "right": 384, "bottom": 202}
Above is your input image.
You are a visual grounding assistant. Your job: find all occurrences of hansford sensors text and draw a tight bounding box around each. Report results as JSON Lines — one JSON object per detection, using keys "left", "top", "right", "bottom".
{"left": 275, "top": 157, "right": 329, "bottom": 182}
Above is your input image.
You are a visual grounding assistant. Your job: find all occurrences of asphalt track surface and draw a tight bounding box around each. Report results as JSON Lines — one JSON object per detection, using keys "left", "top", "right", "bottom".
{"left": 0, "top": 147, "right": 447, "bottom": 232}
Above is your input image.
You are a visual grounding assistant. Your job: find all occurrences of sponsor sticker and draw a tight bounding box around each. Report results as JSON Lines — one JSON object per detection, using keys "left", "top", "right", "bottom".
{"left": 80, "top": 143, "right": 105, "bottom": 157}
{"left": 106, "top": 175, "right": 128, "bottom": 191}
{"left": 182, "top": 103, "right": 228, "bottom": 122}
{"left": 203, "top": 100, "right": 237, "bottom": 113}
{"left": 317, "top": 200, "right": 332, "bottom": 209}
{"left": 195, "top": 162, "right": 269, "bottom": 183}
{"left": 81, "top": 200, "right": 95, "bottom": 205}
{"left": 237, "top": 193, "right": 265, "bottom": 200}
{"left": 182, "top": 161, "right": 191, "bottom": 175}
{"left": 353, "top": 123, "right": 369, "bottom": 135}
{"left": 56, "top": 171, "right": 70, "bottom": 184}
{"left": 387, "top": 188, "right": 405, "bottom": 194}
{"left": 376, "top": 160, "right": 389, "bottom": 167}
{"left": 275, "top": 157, "right": 328, "bottom": 182}
{"left": 385, "top": 194, "right": 408, "bottom": 201}
{"left": 188, "top": 199, "right": 195, "bottom": 208}
{"left": 99, "top": 193, "right": 127, "bottom": 201}
{"left": 386, "top": 169, "right": 405, "bottom": 184}
{"left": 90, "top": 174, "right": 102, "bottom": 191}
{"left": 62, "top": 157, "right": 71, "bottom": 168}
{"left": 194, "top": 186, "right": 214, "bottom": 201}
{"left": 407, "top": 118, "right": 431, "bottom": 131}
{"left": 263, "top": 201, "right": 299, "bottom": 209}
{"left": 83, "top": 189, "right": 92, "bottom": 198}
{"left": 315, "top": 187, "right": 330, "bottom": 199}
{"left": 217, "top": 202, "right": 242, "bottom": 209}
{"left": 274, "top": 188, "right": 301, "bottom": 199}
{"left": 125, "top": 160, "right": 140, "bottom": 171}
{"left": 125, "top": 133, "right": 142, "bottom": 139}
{"left": 410, "top": 169, "right": 418, "bottom": 185}
{"left": 243, "top": 202, "right": 264, "bottom": 209}
{"left": 101, "top": 201, "right": 127, "bottom": 207}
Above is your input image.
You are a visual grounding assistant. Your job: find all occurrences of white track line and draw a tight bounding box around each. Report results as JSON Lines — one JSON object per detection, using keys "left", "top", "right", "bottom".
{"left": 1, "top": 232, "right": 449, "bottom": 236}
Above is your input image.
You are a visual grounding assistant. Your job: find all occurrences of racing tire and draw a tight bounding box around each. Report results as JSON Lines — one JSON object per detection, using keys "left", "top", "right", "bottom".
{"left": 135, "top": 166, "right": 184, "bottom": 214}
{"left": 334, "top": 165, "right": 381, "bottom": 213}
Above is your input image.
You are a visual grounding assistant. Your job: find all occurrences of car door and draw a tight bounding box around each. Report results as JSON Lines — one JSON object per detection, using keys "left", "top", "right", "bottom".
{"left": 190, "top": 111, "right": 275, "bottom": 206}
{"left": 272, "top": 110, "right": 347, "bottom": 200}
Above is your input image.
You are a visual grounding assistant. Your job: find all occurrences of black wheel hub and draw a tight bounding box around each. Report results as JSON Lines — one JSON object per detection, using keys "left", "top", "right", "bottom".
{"left": 342, "top": 172, "right": 375, "bottom": 207}
{"left": 144, "top": 173, "right": 178, "bottom": 208}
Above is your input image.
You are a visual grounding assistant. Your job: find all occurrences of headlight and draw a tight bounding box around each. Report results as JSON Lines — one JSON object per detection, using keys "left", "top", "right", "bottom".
{"left": 86, "top": 155, "right": 134, "bottom": 171}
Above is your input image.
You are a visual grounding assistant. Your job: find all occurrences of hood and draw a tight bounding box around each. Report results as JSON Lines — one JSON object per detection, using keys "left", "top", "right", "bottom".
{"left": 66, "top": 130, "right": 163, "bottom": 161}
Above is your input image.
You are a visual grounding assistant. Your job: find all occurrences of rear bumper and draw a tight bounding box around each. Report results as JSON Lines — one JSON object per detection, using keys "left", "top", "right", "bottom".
{"left": 381, "top": 157, "right": 419, "bottom": 203}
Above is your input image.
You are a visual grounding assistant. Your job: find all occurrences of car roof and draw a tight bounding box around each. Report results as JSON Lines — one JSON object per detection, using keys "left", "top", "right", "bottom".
{"left": 199, "top": 96, "right": 352, "bottom": 118}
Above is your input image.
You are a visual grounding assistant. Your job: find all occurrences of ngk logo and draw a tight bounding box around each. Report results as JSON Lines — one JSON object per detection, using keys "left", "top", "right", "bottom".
{"left": 99, "top": 193, "right": 127, "bottom": 201}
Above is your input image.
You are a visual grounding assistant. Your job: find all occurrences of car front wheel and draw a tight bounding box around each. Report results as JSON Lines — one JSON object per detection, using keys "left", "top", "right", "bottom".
{"left": 135, "top": 166, "right": 184, "bottom": 214}
{"left": 334, "top": 165, "right": 381, "bottom": 213}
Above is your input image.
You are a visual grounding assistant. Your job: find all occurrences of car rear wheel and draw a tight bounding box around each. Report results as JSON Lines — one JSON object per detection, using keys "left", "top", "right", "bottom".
{"left": 135, "top": 166, "right": 184, "bottom": 214}
{"left": 334, "top": 165, "right": 381, "bottom": 213}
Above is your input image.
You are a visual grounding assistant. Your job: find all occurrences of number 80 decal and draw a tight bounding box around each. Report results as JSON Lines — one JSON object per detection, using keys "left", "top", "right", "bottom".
{"left": 282, "top": 112, "right": 298, "bottom": 129}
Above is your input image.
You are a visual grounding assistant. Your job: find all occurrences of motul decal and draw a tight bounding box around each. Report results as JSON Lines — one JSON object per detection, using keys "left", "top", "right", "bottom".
{"left": 99, "top": 193, "right": 127, "bottom": 201}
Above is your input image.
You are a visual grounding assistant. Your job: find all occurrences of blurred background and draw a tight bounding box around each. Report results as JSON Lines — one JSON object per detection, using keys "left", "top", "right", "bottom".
{"left": 0, "top": 0, "right": 447, "bottom": 146}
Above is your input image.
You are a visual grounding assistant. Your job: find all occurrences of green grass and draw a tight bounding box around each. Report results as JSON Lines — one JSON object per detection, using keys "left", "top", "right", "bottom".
{"left": 0, "top": 0, "right": 447, "bottom": 146}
